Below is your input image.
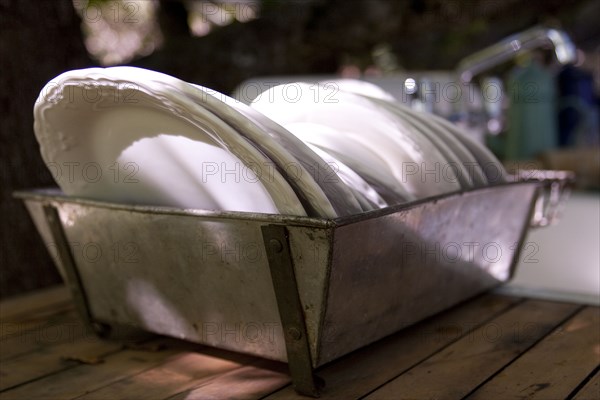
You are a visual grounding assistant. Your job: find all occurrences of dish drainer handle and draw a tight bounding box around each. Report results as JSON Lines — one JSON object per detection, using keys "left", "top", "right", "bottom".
{"left": 511, "top": 170, "right": 575, "bottom": 228}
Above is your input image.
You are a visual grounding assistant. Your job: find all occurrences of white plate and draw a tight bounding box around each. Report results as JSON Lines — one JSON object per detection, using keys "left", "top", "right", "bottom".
{"left": 306, "top": 144, "right": 388, "bottom": 211}
{"left": 251, "top": 83, "right": 462, "bottom": 199}
{"left": 407, "top": 109, "right": 489, "bottom": 187}
{"left": 34, "top": 68, "right": 307, "bottom": 215}
{"left": 378, "top": 100, "right": 490, "bottom": 187}
{"left": 421, "top": 112, "right": 508, "bottom": 184}
{"left": 320, "top": 79, "right": 489, "bottom": 188}
{"left": 367, "top": 97, "right": 473, "bottom": 189}
{"left": 283, "top": 121, "right": 414, "bottom": 205}
{"left": 186, "top": 84, "right": 363, "bottom": 217}
{"left": 317, "top": 79, "right": 396, "bottom": 102}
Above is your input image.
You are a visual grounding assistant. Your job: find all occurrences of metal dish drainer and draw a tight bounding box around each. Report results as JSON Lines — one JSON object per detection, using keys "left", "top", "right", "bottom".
{"left": 15, "top": 170, "right": 572, "bottom": 396}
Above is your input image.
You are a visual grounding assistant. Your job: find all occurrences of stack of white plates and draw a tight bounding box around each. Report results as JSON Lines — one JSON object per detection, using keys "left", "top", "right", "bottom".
{"left": 34, "top": 68, "right": 507, "bottom": 217}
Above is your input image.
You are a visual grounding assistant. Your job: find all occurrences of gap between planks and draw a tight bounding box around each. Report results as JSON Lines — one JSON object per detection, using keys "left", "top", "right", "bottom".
{"left": 362, "top": 300, "right": 584, "bottom": 400}
{"left": 264, "top": 294, "right": 525, "bottom": 399}
{"left": 571, "top": 368, "right": 600, "bottom": 400}
{"left": 465, "top": 306, "right": 600, "bottom": 400}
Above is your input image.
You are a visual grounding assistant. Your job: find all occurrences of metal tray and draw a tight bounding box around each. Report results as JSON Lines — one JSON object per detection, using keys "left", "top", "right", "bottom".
{"left": 15, "top": 173, "right": 572, "bottom": 396}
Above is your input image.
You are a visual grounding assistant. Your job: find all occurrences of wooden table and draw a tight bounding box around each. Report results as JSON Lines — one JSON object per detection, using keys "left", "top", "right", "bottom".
{"left": 1, "top": 286, "right": 598, "bottom": 399}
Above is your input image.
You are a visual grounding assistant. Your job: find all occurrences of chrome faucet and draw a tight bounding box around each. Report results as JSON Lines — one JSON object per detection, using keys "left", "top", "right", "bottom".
{"left": 456, "top": 26, "right": 577, "bottom": 83}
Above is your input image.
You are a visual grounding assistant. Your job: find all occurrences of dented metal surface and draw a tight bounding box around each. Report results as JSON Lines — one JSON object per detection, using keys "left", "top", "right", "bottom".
{"left": 15, "top": 180, "right": 555, "bottom": 371}
{"left": 318, "top": 183, "right": 538, "bottom": 364}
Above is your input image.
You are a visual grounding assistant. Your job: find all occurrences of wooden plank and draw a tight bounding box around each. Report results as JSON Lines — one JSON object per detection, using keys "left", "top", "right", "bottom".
{"left": 74, "top": 350, "right": 256, "bottom": 400}
{"left": 167, "top": 359, "right": 290, "bottom": 400}
{"left": 0, "top": 285, "right": 283, "bottom": 400}
{"left": 0, "top": 331, "right": 123, "bottom": 391}
{"left": 573, "top": 370, "right": 600, "bottom": 400}
{"left": 0, "top": 309, "right": 86, "bottom": 361}
{"left": 265, "top": 294, "right": 522, "bottom": 399}
{"left": 467, "top": 306, "right": 600, "bottom": 399}
{"left": 0, "top": 285, "right": 70, "bottom": 322}
{"left": 365, "top": 300, "right": 581, "bottom": 400}
{"left": 0, "top": 304, "right": 75, "bottom": 340}
{"left": 0, "top": 286, "right": 100, "bottom": 363}
{"left": 0, "top": 339, "right": 182, "bottom": 400}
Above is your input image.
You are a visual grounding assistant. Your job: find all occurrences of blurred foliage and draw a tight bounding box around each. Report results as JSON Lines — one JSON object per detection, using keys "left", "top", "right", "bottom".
{"left": 65, "top": 0, "right": 600, "bottom": 94}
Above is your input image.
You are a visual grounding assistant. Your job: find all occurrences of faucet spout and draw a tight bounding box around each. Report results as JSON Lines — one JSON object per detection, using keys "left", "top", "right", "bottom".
{"left": 456, "top": 26, "right": 577, "bottom": 82}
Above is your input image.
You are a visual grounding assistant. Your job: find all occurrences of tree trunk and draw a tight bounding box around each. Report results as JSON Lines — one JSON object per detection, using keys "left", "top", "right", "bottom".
{"left": 0, "top": 0, "right": 92, "bottom": 298}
